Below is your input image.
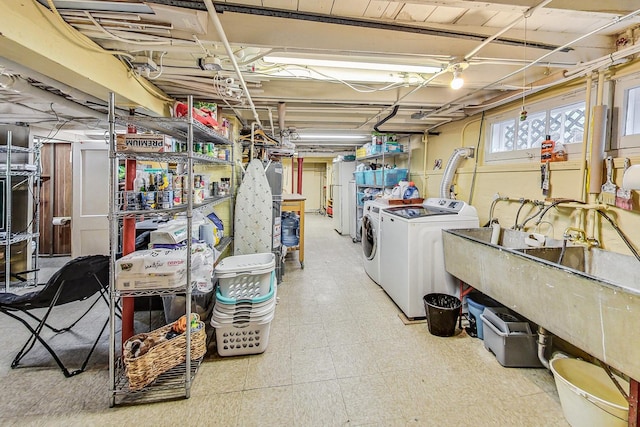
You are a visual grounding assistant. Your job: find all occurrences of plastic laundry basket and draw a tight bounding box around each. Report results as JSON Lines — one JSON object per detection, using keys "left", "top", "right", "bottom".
{"left": 550, "top": 358, "right": 629, "bottom": 427}
{"left": 423, "top": 293, "right": 461, "bottom": 337}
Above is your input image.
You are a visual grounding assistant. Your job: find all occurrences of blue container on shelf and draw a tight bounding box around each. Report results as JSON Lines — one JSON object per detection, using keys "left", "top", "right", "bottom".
{"left": 373, "top": 170, "right": 383, "bottom": 185}
{"left": 357, "top": 192, "right": 366, "bottom": 206}
{"left": 381, "top": 168, "right": 408, "bottom": 186}
{"left": 363, "top": 170, "right": 375, "bottom": 185}
{"left": 354, "top": 171, "right": 365, "bottom": 185}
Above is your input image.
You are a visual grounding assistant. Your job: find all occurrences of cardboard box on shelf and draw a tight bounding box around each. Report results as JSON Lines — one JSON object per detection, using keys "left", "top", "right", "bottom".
{"left": 116, "top": 133, "right": 174, "bottom": 153}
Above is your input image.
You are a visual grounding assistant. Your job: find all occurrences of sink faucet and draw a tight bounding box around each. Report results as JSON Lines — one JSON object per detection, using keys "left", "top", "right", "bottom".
{"left": 563, "top": 227, "right": 586, "bottom": 243}
{"left": 563, "top": 227, "right": 599, "bottom": 248}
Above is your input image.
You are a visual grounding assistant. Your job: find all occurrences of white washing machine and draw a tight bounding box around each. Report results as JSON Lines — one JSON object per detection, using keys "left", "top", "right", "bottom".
{"left": 379, "top": 198, "right": 479, "bottom": 318}
{"left": 361, "top": 199, "right": 388, "bottom": 285}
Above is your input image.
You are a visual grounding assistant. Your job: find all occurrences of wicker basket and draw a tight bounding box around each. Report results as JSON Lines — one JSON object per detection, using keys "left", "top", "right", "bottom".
{"left": 123, "top": 316, "right": 207, "bottom": 391}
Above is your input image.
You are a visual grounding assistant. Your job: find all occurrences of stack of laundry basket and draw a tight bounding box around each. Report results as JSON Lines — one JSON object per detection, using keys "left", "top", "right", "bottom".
{"left": 210, "top": 252, "right": 276, "bottom": 356}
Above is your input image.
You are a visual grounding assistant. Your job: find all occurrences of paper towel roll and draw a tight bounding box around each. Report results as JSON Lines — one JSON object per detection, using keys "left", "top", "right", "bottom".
{"left": 52, "top": 216, "right": 71, "bottom": 226}
{"left": 622, "top": 164, "right": 640, "bottom": 190}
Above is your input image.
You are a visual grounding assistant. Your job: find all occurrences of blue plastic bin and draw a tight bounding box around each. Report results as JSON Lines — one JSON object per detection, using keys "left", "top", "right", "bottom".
{"left": 354, "top": 171, "right": 365, "bottom": 185}
{"left": 466, "top": 292, "right": 501, "bottom": 339}
{"left": 363, "top": 170, "right": 375, "bottom": 185}
{"left": 381, "top": 168, "right": 408, "bottom": 186}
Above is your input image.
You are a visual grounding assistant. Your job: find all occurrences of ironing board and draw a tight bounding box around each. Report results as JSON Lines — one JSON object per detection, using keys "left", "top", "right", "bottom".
{"left": 234, "top": 159, "right": 273, "bottom": 255}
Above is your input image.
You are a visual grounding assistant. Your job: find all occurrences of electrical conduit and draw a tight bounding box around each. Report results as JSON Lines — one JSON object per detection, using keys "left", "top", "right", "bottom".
{"left": 203, "top": 0, "right": 262, "bottom": 127}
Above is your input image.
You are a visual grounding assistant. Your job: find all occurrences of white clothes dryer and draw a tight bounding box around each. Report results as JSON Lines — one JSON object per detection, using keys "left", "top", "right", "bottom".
{"left": 361, "top": 199, "right": 389, "bottom": 285}
{"left": 379, "top": 198, "right": 479, "bottom": 318}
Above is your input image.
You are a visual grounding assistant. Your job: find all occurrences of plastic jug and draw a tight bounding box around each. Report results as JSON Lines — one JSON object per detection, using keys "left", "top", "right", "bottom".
{"left": 403, "top": 181, "right": 420, "bottom": 199}
{"left": 281, "top": 212, "right": 300, "bottom": 247}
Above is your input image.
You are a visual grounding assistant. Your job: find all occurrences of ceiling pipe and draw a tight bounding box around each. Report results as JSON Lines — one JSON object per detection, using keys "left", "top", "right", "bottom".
{"left": 172, "top": 1, "right": 567, "bottom": 52}
{"left": 0, "top": 57, "right": 108, "bottom": 108}
{"left": 277, "top": 101, "right": 286, "bottom": 135}
{"left": 464, "top": 0, "right": 554, "bottom": 61}
{"left": 0, "top": 73, "right": 107, "bottom": 121}
{"left": 374, "top": 105, "right": 399, "bottom": 133}
{"left": 426, "top": 7, "right": 640, "bottom": 126}
{"left": 202, "top": 0, "right": 262, "bottom": 127}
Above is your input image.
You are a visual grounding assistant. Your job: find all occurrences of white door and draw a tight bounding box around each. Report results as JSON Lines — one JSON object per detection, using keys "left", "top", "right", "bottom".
{"left": 71, "top": 140, "right": 109, "bottom": 257}
{"left": 301, "top": 163, "right": 324, "bottom": 212}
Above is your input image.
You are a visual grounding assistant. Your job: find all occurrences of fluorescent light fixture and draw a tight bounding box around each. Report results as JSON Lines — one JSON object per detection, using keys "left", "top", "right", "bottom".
{"left": 37, "top": 0, "right": 154, "bottom": 13}
{"left": 298, "top": 134, "right": 370, "bottom": 140}
{"left": 265, "top": 68, "right": 421, "bottom": 84}
{"left": 263, "top": 55, "right": 441, "bottom": 74}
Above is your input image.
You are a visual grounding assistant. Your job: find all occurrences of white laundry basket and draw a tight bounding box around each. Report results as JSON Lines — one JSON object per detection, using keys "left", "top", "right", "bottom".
{"left": 211, "top": 309, "right": 275, "bottom": 356}
{"left": 215, "top": 252, "right": 275, "bottom": 299}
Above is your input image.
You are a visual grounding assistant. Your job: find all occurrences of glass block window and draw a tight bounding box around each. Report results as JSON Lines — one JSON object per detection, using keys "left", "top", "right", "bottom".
{"left": 487, "top": 99, "right": 585, "bottom": 162}
{"left": 549, "top": 103, "right": 585, "bottom": 144}
{"left": 517, "top": 111, "right": 546, "bottom": 149}
{"left": 490, "top": 119, "right": 516, "bottom": 152}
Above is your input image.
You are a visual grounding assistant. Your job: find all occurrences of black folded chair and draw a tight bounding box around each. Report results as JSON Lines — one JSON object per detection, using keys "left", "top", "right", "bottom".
{"left": 0, "top": 255, "right": 112, "bottom": 377}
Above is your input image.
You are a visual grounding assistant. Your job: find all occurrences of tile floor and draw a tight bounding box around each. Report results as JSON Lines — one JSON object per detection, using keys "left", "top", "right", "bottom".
{"left": 0, "top": 214, "right": 568, "bottom": 426}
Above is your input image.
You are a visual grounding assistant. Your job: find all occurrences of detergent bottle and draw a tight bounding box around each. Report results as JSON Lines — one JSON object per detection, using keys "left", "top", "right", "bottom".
{"left": 403, "top": 181, "right": 420, "bottom": 199}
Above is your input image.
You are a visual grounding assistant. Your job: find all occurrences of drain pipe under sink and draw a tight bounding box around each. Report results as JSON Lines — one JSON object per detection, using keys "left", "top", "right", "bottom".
{"left": 538, "top": 326, "right": 551, "bottom": 369}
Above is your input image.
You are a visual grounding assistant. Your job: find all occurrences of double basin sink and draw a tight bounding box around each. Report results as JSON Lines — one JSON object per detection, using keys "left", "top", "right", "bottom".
{"left": 442, "top": 227, "right": 640, "bottom": 381}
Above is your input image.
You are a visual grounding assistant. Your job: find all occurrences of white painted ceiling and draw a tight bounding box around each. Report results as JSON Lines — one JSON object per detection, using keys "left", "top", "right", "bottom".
{"left": 1, "top": 1, "right": 639, "bottom": 150}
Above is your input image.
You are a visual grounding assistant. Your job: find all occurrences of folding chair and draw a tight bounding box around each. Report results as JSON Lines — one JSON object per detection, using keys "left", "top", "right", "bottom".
{"left": 0, "top": 255, "right": 112, "bottom": 377}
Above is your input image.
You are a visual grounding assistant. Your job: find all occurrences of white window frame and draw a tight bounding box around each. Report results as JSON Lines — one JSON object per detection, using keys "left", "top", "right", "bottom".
{"left": 614, "top": 73, "right": 640, "bottom": 156}
{"left": 485, "top": 91, "right": 586, "bottom": 164}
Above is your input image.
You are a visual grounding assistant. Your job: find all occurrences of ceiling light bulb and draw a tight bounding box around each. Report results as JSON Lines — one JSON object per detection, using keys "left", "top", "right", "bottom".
{"left": 450, "top": 69, "right": 464, "bottom": 90}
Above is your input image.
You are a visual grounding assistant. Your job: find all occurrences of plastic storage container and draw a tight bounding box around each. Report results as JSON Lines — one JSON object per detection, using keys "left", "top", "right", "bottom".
{"left": 481, "top": 307, "right": 542, "bottom": 367}
{"left": 354, "top": 171, "right": 365, "bottom": 185}
{"left": 550, "top": 357, "right": 629, "bottom": 427}
{"left": 466, "top": 291, "right": 502, "bottom": 339}
{"left": 423, "top": 293, "right": 461, "bottom": 337}
{"left": 215, "top": 252, "right": 275, "bottom": 299}
{"left": 281, "top": 212, "right": 300, "bottom": 247}
{"left": 381, "top": 168, "right": 408, "bottom": 186}
{"left": 162, "top": 290, "right": 214, "bottom": 323}
{"left": 363, "top": 170, "right": 375, "bottom": 185}
{"left": 357, "top": 191, "right": 366, "bottom": 206}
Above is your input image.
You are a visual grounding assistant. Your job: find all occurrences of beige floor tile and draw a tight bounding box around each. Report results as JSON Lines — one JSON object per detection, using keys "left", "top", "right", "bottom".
{"left": 195, "top": 357, "right": 249, "bottom": 394}
{"left": 331, "top": 342, "right": 380, "bottom": 378}
{"left": 290, "top": 322, "right": 328, "bottom": 351}
{"left": 292, "top": 379, "right": 349, "bottom": 426}
{"left": 291, "top": 347, "right": 336, "bottom": 384}
{"left": 338, "top": 374, "right": 404, "bottom": 423}
{"left": 244, "top": 350, "right": 292, "bottom": 389}
{"left": 237, "top": 386, "right": 294, "bottom": 427}
{"left": 324, "top": 319, "right": 367, "bottom": 350}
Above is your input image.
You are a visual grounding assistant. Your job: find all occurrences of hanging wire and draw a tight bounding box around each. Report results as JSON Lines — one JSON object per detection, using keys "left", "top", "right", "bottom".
{"left": 520, "top": 15, "right": 528, "bottom": 121}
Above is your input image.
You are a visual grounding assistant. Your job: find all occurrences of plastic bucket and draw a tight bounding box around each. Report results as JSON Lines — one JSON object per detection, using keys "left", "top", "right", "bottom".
{"left": 550, "top": 358, "right": 629, "bottom": 427}
{"left": 466, "top": 291, "right": 501, "bottom": 340}
{"left": 423, "top": 293, "right": 461, "bottom": 337}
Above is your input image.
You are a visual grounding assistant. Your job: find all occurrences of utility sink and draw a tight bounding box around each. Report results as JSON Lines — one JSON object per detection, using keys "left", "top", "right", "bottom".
{"left": 442, "top": 227, "right": 640, "bottom": 382}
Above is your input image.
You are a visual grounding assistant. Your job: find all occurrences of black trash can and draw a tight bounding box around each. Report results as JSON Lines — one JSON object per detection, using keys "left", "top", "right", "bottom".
{"left": 424, "top": 293, "right": 461, "bottom": 337}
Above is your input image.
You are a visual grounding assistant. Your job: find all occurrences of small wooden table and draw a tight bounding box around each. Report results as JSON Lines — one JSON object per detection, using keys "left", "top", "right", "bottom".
{"left": 281, "top": 193, "right": 305, "bottom": 268}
